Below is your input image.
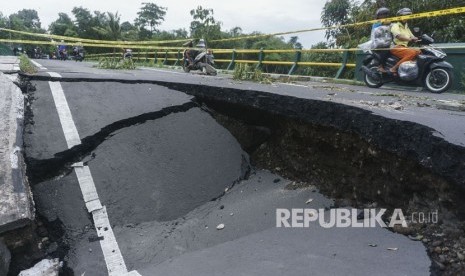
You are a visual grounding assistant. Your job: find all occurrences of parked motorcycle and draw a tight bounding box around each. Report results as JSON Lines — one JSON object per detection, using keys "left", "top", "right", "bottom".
{"left": 123, "top": 49, "right": 133, "bottom": 59}
{"left": 33, "top": 47, "right": 42, "bottom": 59}
{"left": 73, "top": 47, "right": 85, "bottom": 62}
{"left": 361, "top": 34, "right": 453, "bottom": 93}
{"left": 182, "top": 41, "right": 217, "bottom": 76}
{"left": 58, "top": 49, "right": 68, "bottom": 61}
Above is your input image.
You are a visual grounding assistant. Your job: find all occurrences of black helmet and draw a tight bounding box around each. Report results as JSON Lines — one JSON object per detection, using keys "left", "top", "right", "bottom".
{"left": 375, "top": 7, "right": 390, "bottom": 19}
{"left": 397, "top": 8, "right": 412, "bottom": 16}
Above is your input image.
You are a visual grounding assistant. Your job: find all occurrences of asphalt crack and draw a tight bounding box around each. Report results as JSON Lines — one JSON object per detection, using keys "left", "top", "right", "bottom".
{"left": 26, "top": 101, "right": 198, "bottom": 184}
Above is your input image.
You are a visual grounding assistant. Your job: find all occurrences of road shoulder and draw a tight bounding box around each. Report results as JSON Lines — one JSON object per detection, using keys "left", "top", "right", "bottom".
{"left": 0, "top": 72, "right": 34, "bottom": 233}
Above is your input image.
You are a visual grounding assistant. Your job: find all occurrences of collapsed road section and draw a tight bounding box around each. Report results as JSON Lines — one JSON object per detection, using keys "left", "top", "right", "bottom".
{"left": 1, "top": 72, "right": 465, "bottom": 275}
{"left": 6, "top": 79, "right": 250, "bottom": 275}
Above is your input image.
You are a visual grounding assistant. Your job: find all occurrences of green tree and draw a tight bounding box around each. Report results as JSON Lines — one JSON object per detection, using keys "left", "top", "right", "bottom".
{"left": 49, "top": 13, "right": 77, "bottom": 36}
{"left": 155, "top": 29, "right": 188, "bottom": 41}
{"left": 121, "top": 21, "right": 136, "bottom": 32}
{"left": 121, "top": 21, "right": 139, "bottom": 41}
{"left": 92, "top": 12, "right": 122, "bottom": 41}
{"left": 0, "top": 13, "right": 8, "bottom": 29}
{"left": 71, "top": 8, "right": 107, "bottom": 39}
{"left": 172, "top": 28, "right": 189, "bottom": 38}
{"left": 135, "top": 2, "right": 167, "bottom": 38}
{"left": 72, "top": 7, "right": 95, "bottom": 38}
{"left": 10, "top": 9, "right": 42, "bottom": 30}
{"left": 320, "top": 0, "right": 352, "bottom": 47}
{"left": 321, "top": 0, "right": 465, "bottom": 47}
{"left": 0, "top": 12, "right": 11, "bottom": 40}
{"left": 288, "top": 36, "right": 303, "bottom": 49}
{"left": 189, "top": 6, "right": 222, "bottom": 40}
{"left": 229, "top": 27, "right": 243, "bottom": 37}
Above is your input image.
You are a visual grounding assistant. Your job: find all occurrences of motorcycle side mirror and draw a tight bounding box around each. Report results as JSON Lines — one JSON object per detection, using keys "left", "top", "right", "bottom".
{"left": 412, "top": 27, "right": 422, "bottom": 37}
{"left": 420, "top": 34, "right": 434, "bottom": 45}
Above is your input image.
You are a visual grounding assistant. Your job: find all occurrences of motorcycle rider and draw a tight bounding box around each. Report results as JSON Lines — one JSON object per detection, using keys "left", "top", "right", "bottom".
{"left": 123, "top": 48, "right": 133, "bottom": 59}
{"left": 185, "top": 39, "right": 206, "bottom": 68}
{"left": 72, "top": 45, "right": 79, "bottom": 57}
{"left": 371, "top": 7, "right": 392, "bottom": 73}
{"left": 58, "top": 40, "right": 67, "bottom": 59}
{"left": 183, "top": 40, "right": 196, "bottom": 67}
{"left": 389, "top": 8, "right": 420, "bottom": 75}
{"left": 72, "top": 44, "right": 84, "bottom": 60}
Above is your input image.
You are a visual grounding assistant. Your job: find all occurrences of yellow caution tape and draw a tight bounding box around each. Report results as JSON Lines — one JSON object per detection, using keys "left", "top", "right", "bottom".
{"left": 83, "top": 44, "right": 465, "bottom": 59}
{"left": 211, "top": 6, "right": 465, "bottom": 42}
{"left": 1, "top": 6, "right": 464, "bottom": 47}
{"left": 0, "top": 28, "right": 191, "bottom": 45}
{"left": 0, "top": 39, "right": 188, "bottom": 50}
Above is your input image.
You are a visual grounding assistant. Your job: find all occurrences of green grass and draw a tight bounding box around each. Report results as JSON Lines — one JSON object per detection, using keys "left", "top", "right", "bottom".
{"left": 233, "top": 64, "right": 272, "bottom": 83}
{"left": 97, "top": 57, "right": 136, "bottom": 70}
{"left": 19, "top": 54, "right": 37, "bottom": 74}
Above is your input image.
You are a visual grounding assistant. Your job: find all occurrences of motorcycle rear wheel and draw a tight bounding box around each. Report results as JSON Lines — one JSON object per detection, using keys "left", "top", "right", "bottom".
{"left": 182, "top": 61, "right": 191, "bottom": 73}
{"left": 424, "top": 68, "right": 453, "bottom": 93}
{"left": 363, "top": 65, "right": 383, "bottom": 88}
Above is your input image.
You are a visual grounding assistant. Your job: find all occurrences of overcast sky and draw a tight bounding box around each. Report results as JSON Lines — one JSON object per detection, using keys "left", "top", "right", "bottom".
{"left": 2, "top": 0, "right": 327, "bottom": 48}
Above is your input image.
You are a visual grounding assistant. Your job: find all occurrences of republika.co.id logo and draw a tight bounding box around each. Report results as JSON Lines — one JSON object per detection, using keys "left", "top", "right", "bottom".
{"left": 276, "top": 208, "right": 438, "bottom": 228}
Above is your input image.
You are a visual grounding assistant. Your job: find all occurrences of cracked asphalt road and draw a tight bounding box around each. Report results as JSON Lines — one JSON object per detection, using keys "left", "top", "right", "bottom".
{"left": 21, "top": 59, "right": 436, "bottom": 275}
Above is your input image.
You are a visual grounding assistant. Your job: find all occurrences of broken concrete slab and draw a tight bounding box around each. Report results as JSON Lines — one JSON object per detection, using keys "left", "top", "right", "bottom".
{"left": 18, "top": 258, "right": 62, "bottom": 276}
{"left": 0, "top": 56, "right": 20, "bottom": 73}
{"left": 0, "top": 72, "right": 34, "bottom": 233}
{"left": 436, "top": 101, "right": 465, "bottom": 112}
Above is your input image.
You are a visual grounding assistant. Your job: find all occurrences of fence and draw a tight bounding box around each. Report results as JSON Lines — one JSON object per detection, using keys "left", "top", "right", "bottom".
{"left": 87, "top": 48, "right": 356, "bottom": 79}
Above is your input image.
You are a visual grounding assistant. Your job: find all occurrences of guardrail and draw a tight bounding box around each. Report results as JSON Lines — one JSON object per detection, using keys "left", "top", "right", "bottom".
{"left": 87, "top": 48, "right": 356, "bottom": 79}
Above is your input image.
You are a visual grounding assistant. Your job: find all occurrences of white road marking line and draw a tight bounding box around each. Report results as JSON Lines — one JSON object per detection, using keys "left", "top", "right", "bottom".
{"left": 93, "top": 207, "right": 128, "bottom": 275}
{"left": 30, "top": 59, "right": 47, "bottom": 70}
{"left": 46, "top": 72, "right": 139, "bottom": 276}
{"left": 48, "top": 71, "right": 61, "bottom": 78}
{"left": 47, "top": 81, "right": 81, "bottom": 148}
{"left": 74, "top": 166, "right": 100, "bottom": 202}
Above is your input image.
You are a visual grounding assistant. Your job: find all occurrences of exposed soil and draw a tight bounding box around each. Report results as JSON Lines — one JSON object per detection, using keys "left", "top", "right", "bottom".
{"left": 1, "top": 78, "right": 73, "bottom": 275}
{"left": 204, "top": 100, "right": 465, "bottom": 276}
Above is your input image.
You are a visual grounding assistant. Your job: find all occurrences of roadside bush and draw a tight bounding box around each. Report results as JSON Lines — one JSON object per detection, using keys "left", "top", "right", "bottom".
{"left": 233, "top": 63, "right": 270, "bottom": 83}
{"left": 19, "top": 54, "right": 37, "bottom": 74}
{"left": 97, "top": 57, "right": 136, "bottom": 70}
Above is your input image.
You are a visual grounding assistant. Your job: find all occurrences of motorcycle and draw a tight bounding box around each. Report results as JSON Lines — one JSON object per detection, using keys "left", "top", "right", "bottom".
{"left": 33, "top": 47, "right": 42, "bottom": 59}
{"left": 58, "top": 49, "right": 68, "bottom": 61}
{"left": 361, "top": 34, "right": 453, "bottom": 93}
{"left": 73, "top": 48, "right": 85, "bottom": 62}
{"left": 123, "top": 49, "right": 133, "bottom": 59}
{"left": 182, "top": 48, "right": 217, "bottom": 76}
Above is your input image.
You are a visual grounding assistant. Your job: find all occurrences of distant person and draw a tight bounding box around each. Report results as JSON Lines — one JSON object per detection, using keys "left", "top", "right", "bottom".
{"left": 183, "top": 40, "right": 197, "bottom": 67}
{"left": 58, "top": 40, "right": 67, "bottom": 59}
{"left": 123, "top": 48, "right": 133, "bottom": 59}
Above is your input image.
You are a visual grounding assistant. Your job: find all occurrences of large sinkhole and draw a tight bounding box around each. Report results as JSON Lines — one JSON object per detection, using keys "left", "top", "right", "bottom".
{"left": 5, "top": 79, "right": 465, "bottom": 276}
{"left": 197, "top": 97, "right": 465, "bottom": 276}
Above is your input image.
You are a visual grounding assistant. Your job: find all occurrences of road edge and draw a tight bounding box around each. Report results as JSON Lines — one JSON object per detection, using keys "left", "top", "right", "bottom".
{"left": 0, "top": 72, "right": 35, "bottom": 233}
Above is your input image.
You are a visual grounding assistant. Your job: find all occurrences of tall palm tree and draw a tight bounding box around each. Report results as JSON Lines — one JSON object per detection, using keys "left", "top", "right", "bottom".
{"left": 106, "top": 12, "right": 121, "bottom": 41}
{"left": 93, "top": 12, "right": 122, "bottom": 57}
